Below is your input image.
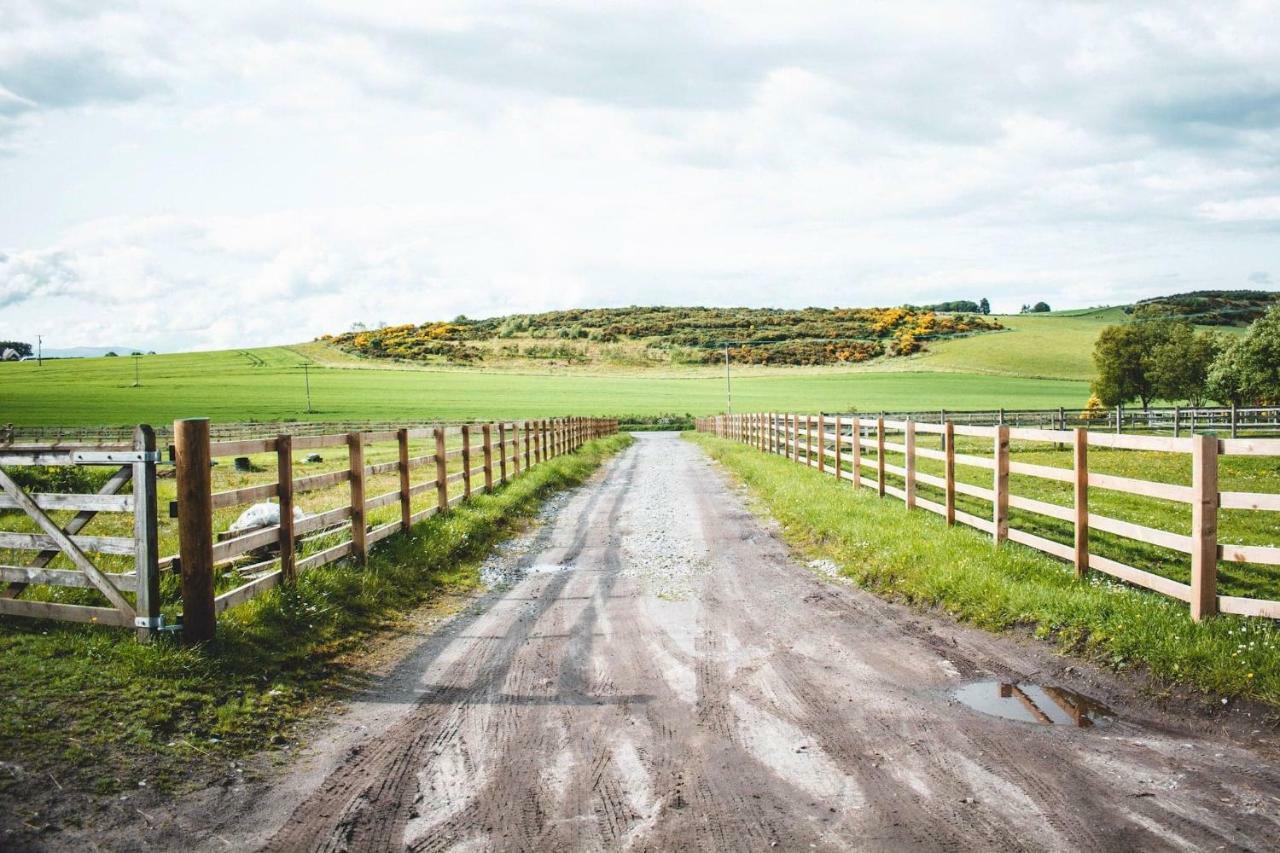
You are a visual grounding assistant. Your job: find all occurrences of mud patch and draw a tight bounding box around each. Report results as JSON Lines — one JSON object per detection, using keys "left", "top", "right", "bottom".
{"left": 953, "top": 681, "right": 1114, "bottom": 728}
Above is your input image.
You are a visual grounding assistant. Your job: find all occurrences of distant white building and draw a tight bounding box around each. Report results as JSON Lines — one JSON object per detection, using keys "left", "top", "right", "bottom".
{"left": 1, "top": 348, "right": 20, "bottom": 361}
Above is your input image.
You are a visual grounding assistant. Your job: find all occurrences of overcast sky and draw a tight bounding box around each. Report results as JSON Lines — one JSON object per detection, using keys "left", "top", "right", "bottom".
{"left": 2, "top": 1, "right": 1279, "bottom": 351}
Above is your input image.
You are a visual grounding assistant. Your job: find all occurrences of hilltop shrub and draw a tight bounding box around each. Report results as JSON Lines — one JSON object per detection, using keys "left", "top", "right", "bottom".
{"left": 324, "top": 306, "right": 1002, "bottom": 367}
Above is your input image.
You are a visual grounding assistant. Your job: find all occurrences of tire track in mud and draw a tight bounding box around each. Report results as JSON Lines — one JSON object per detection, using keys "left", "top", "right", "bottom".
{"left": 263, "top": 453, "right": 640, "bottom": 851}
{"left": 247, "top": 433, "right": 1280, "bottom": 852}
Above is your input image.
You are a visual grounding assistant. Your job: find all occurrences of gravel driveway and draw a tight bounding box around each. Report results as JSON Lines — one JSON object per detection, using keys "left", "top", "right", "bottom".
{"left": 142, "top": 432, "right": 1280, "bottom": 850}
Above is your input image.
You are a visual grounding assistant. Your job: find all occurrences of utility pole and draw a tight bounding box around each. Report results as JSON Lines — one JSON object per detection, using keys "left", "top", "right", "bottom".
{"left": 132, "top": 353, "right": 141, "bottom": 387}
{"left": 36, "top": 335, "right": 41, "bottom": 367}
{"left": 724, "top": 344, "right": 732, "bottom": 415}
{"left": 303, "top": 363, "right": 313, "bottom": 413}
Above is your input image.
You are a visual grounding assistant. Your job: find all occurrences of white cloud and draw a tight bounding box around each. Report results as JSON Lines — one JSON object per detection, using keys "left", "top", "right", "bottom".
{"left": 0, "top": 1, "right": 1278, "bottom": 350}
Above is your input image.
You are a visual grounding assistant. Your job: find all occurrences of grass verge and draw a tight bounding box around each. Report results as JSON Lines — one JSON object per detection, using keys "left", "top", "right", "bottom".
{"left": 0, "top": 433, "right": 632, "bottom": 801}
{"left": 688, "top": 432, "right": 1280, "bottom": 708}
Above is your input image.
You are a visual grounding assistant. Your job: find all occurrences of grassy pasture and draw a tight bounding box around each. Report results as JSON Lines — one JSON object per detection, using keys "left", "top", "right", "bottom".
{"left": 0, "top": 340, "right": 1090, "bottom": 426}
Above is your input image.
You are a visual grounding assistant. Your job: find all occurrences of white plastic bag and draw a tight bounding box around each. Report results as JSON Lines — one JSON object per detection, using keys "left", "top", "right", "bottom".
{"left": 228, "top": 502, "right": 305, "bottom": 533}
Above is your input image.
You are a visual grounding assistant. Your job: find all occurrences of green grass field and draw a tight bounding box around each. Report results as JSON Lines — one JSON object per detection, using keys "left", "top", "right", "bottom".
{"left": 1, "top": 315, "right": 1111, "bottom": 426}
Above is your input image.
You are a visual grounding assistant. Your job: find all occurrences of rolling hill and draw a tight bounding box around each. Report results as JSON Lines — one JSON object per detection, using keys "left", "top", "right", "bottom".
{"left": 5, "top": 297, "right": 1264, "bottom": 427}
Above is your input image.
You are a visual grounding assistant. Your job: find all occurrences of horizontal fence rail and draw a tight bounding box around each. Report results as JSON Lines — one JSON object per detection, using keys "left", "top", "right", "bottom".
{"left": 697, "top": 412, "right": 1280, "bottom": 622}
{"left": 1, "top": 416, "right": 617, "bottom": 641}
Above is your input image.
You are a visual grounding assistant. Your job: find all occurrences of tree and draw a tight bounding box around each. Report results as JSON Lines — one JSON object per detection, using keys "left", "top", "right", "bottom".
{"left": 1208, "top": 305, "right": 1280, "bottom": 405}
{"left": 979, "top": 298, "right": 990, "bottom": 315}
{"left": 1091, "top": 320, "right": 1184, "bottom": 408}
{"left": 1031, "top": 301, "right": 1051, "bottom": 313}
{"left": 0, "top": 341, "right": 32, "bottom": 357}
{"left": 1147, "top": 326, "right": 1222, "bottom": 406}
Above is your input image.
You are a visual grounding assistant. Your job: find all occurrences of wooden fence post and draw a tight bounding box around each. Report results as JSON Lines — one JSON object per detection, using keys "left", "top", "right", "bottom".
{"left": 483, "top": 423, "right": 494, "bottom": 492}
{"left": 461, "top": 425, "right": 472, "bottom": 499}
{"left": 808, "top": 415, "right": 816, "bottom": 467}
{"left": 494, "top": 422, "right": 504, "bottom": 481}
{"left": 834, "top": 415, "right": 843, "bottom": 481}
{"left": 348, "top": 431, "right": 368, "bottom": 563}
{"left": 523, "top": 421, "right": 532, "bottom": 469}
{"left": 852, "top": 417, "right": 862, "bottom": 488}
{"left": 277, "top": 433, "right": 296, "bottom": 583}
{"left": 944, "top": 420, "right": 955, "bottom": 525}
{"left": 905, "top": 420, "right": 916, "bottom": 509}
{"left": 817, "top": 414, "right": 826, "bottom": 473}
{"left": 1073, "top": 427, "right": 1088, "bottom": 579}
{"left": 876, "top": 416, "right": 886, "bottom": 497}
{"left": 397, "top": 428, "right": 412, "bottom": 530}
{"left": 174, "top": 418, "right": 215, "bottom": 644}
{"left": 132, "top": 425, "right": 161, "bottom": 641}
{"left": 1190, "top": 434, "right": 1219, "bottom": 621}
{"left": 434, "top": 427, "right": 449, "bottom": 512}
{"left": 498, "top": 423, "right": 508, "bottom": 483}
{"left": 993, "top": 425, "right": 1010, "bottom": 546}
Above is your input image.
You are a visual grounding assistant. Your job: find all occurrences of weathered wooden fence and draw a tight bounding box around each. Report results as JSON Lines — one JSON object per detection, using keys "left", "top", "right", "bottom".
{"left": 698, "top": 412, "right": 1280, "bottom": 622}
{"left": 0, "top": 416, "right": 616, "bottom": 641}
{"left": 0, "top": 427, "right": 162, "bottom": 638}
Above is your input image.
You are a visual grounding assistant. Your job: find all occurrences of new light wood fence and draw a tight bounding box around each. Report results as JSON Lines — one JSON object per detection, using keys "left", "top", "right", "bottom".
{"left": 0, "top": 416, "right": 616, "bottom": 641}
{"left": 698, "top": 412, "right": 1280, "bottom": 622}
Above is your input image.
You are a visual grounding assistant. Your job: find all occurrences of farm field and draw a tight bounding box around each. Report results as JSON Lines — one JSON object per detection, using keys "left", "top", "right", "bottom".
{"left": 0, "top": 318, "right": 1097, "bottom": 426}
{"left": 908, "top": 308, "right": 1244, "bottom": 380}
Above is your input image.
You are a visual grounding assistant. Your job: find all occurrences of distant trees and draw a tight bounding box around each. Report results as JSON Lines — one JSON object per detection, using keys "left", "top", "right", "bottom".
{"left": 1092, "top": 322, "right": 1162, "bottom": 407}
{"left": 0, "top": 341, "right": 33, "bottom": 357}
{"left": 1020, "top": 302, "right": 1051, "bottom": 313}
{"left": 922, "top": 300, "right": 981, "bottom": 313}
{"left": 1206, "top": 305, "right": 1280, "bottom": 405}
{"left": 1147, "top": 324, "right": 1222, "bottom": 406}
{"left": 1091, "top": 306, "right": 1280, "bottom": 407}
{"left": 979, "top": 298, "right": 990, "bottom": 315}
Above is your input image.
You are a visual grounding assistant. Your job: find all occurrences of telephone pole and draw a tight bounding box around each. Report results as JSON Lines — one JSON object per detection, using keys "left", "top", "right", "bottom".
{"left": 724, "top": 344, "right": 731, "bottom": 416}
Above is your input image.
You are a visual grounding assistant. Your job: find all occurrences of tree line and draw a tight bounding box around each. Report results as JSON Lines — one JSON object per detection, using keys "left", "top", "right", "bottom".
{"left": 1091, "top": 304, "right": 1280, "bottom": 408}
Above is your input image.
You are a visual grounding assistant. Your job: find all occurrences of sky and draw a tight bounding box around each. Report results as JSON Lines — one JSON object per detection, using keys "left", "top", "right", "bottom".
{"left": 1, "top": 1, "right": 1279, "bottom": 352}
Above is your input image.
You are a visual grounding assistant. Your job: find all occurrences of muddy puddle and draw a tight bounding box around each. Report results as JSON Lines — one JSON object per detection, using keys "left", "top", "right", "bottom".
{"left": 952, "top": 681, "right": 1115, "bottom": 728}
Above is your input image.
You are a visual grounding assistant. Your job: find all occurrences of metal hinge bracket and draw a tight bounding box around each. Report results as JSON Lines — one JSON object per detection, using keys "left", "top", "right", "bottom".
{"left": 71, "top": 450, "right": 166, "bottom": 465}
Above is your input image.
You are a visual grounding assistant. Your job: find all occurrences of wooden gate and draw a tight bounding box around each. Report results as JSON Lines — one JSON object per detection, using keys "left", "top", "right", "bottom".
{"left": 0, "top": 425, "right": 161, "bottom": 640}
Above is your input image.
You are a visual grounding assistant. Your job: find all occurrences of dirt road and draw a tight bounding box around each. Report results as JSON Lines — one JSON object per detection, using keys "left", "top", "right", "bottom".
{"left": 186, "top": 433, "right": 1278, "bottom": 850}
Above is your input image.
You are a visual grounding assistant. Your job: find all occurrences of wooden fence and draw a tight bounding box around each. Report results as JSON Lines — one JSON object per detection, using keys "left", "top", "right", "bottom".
{"left": 6, "top": 404, "right": 1277, "bottom": 447}
{"left": 0, "top": 416, "right": 616, "bottom": 641}
{"left": 697, "top": 412, "right": 1280, "bottom": 622}
{"left": 835, "top": 405, "right": 1280, "bottom": 438}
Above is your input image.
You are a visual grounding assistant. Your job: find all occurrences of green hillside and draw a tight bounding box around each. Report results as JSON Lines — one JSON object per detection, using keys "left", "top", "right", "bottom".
{"left": 908, "top": 309, "right": 1126, "bottom": 380}
{"left": 0, "top": 339, "right": 1088, "bottom": 427}
{"left": 324, "top": 305, "right": 1001, "bottom": 368}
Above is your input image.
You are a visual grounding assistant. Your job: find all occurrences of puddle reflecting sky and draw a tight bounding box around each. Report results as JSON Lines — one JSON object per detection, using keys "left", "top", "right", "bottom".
{"left": 953, "top": 681, "right": 1114, "bottom": 728}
